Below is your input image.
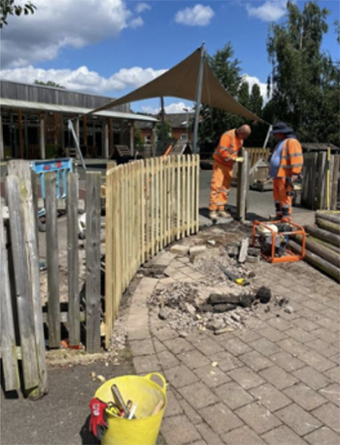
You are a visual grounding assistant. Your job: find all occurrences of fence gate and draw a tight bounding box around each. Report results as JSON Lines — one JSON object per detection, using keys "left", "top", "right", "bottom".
{"left": 1, "top": 160, "right": 102, "bottom": 398}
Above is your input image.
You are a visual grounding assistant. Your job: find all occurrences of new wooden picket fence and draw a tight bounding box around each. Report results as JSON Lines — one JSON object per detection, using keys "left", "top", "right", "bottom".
{"left": 1, "top": 160, "right": 102, "bottom": 397}
{"left": 302, "top": 152, "right": 340, "bottom": 210}
{"left": 104, "top": 155, "right": 200, "bottom": 347}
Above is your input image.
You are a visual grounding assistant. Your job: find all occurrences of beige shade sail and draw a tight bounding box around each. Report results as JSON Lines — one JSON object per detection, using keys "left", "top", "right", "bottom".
{"left": 86, "top": 47, "right": 265, "bottom": 123}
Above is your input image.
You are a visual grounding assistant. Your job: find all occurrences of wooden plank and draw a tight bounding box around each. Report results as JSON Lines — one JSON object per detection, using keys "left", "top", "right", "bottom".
{"left": 6, "top": 174, "right": 39, "bottom": 391}
{"left": 85, "top": 171, "right": 102, "bottom": 353}
{"left": 171, "top": 156, "right": 176, "bottom": 241}
{"left": 155, "top": 157, "right": 160, "bottom": 252}
{"left": 66, "top": 173, "right": 80, "bottom": 347}
{"left": 160, "top": 157, "right": 165, "bottom": 249}
{"left": 115, "top": 167, "right": 122, "bottom": 313}
{"left": 176, "top": 155, "right": 181, "bottom": 240}
{"left": 166, "top": 157, "right": 171, "bottom": 244}
{"left": 105, "top": 170, "right": 114, "bottom": 348}
{"left": 45, "top": 172, "right": 60, "bottom": 348}
{"left": 195, "top": 155, "right": 200, "bottom": 233}
{"left": 150, "top": 158, "right": 155, "bottom": 257}
{"left": 0, "top": 216, "right": 20, "bottom": 391}
{"left": 317, "top": 152, "right": 327, "bottom": 210}
{"left": 140, "top": 161, "right": 145, "bottom": 264}
{"left": 7, "top": 160, "right": 48, "bottom": 396}
{"left": 331, "top": 155, "right": 339, "bottom": 210}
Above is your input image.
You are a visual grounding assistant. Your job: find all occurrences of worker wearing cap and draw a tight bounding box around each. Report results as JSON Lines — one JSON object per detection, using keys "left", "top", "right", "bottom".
{"left": 270, "top": 122, "right": 303, "bottom": 222}
{"left": 209, "top": 124, "right": 252, "bottom": 220}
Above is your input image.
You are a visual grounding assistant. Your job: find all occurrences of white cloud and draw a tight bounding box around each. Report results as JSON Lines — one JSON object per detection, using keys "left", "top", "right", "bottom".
{"left": 141, "top": 101, "right": 193, "bottom": 115}
{"left": 0, "top": 65, "right": 167, "bottom": 95}
{"left": 242, "top": 74, "right": 271, "bottom": 102}
{"left": 175, "top": 4, "right": 214, "bottom": 27}
{"left": 135, "top": 3, "right": 151, "bottom": 14}
{"left": 245, "top": 0, "right": 287, "bottom": 22}
{"left": 1, "top": 0, "right": 145, "bottom": 68}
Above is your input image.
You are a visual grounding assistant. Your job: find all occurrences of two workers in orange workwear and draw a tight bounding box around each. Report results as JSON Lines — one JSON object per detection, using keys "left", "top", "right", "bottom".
{"left": 209, "top": 124, "right": 251, "bottom": 220}
{"left": 208, "top": 122, "right": 303, "bottom": 223}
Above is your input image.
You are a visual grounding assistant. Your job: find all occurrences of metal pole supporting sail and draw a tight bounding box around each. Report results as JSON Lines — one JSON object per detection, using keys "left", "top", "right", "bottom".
{"left": 193, "top": 43, "right": 205, "bottom": 154}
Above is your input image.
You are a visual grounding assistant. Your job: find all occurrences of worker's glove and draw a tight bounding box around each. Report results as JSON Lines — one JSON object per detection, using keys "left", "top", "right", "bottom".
{"left": 89, "top": 397, "right": 108, "bottom": 440}
{"left": 235, "top": 157, "right": 244, "bottom": 163}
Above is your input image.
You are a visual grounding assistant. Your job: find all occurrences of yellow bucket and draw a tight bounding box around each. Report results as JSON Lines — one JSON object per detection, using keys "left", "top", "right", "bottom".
{"left": 94, "top": 373, "right": 167, "bottom": 445}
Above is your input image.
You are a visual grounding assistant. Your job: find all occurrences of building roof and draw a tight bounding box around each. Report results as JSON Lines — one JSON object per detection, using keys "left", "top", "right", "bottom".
{"left": 0, "top": 98, "right": 158, "bottom": 123}
{"left": 301, "top": 142, "right": 339, "bottom": 152}
{"left": 135, "top": 112, "right": 194, "bottom": 129}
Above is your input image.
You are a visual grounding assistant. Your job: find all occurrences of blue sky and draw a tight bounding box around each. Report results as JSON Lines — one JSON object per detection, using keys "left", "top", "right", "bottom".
{"left": 1, "top": 0, "right": 339, "bottom": 114}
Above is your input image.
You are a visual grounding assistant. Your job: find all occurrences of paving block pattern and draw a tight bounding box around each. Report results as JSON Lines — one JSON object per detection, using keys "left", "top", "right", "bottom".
{"left": 127, "top": 254, "right": 340, "bottom": 445}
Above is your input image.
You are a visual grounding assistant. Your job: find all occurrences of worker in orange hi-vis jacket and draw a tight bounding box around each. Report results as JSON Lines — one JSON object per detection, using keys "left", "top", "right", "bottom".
{"left": 209, "top": 124, "right": 252, "bottom": 220}
{"left": 269, "top": 122, "right": 303, "bottom": 222}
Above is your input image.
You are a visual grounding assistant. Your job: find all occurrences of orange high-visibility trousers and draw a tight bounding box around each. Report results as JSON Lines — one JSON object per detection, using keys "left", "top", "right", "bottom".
{"left": 209, "top": 160, "right": 233, "bottom": 211}
{"left": 273, "top": 177, "right": 293, "bottom": 220}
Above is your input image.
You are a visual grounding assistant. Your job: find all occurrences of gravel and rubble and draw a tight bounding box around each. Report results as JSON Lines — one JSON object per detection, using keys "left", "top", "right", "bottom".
{"left": 146, "top": 223, "right": 294, "bottom": 336}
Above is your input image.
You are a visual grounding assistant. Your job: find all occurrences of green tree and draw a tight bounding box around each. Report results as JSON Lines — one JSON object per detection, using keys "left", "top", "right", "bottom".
{"left": 34, "top": 80, "right": 65, "bottom": 89}
{"left": 266, "top": 1, "right": 339, "bottom": 145}
{"left": 249, "top": 84, "right": 263, "bottom": 117}
{"left": 0, "top": 0, "right": 36, "bottom": 27}
{"left": 237, "top": 81, "right": 250, "bottom": 110}
{"left": 199, "top": 43, "right": 246, "bottom": 153}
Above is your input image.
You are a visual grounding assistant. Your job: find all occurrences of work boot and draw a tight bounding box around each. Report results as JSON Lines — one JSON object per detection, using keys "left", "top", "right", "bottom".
{"left": 218, "top": 209, "right": 231, "bottom": 219}
{"left": 209, "top": 210, "right": 218, "bottom": 220}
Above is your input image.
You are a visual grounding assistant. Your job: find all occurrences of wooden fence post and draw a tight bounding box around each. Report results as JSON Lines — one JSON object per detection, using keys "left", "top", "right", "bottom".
{"left": 85, "top": 171, "right": 102, "bottom": 353}
{"left": 45, "top": 172, "right": 60, "bottom": 348}
{"left": 67, "top": 173, "right": 80, "bottom": 346}
{"left": 6, "top": 174, "right": 40, "bottom": 392}
{"left": 0, "top": 215, "right": 20, "bottom": 392}
{"left": 7, "top": 160, "right": 47, "bottom": 397}
{"left": 236, "top": 149, "right": 249, "bottom": 222}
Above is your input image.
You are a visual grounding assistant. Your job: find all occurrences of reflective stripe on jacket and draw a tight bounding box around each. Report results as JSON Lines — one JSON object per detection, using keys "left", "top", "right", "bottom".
{"left": 276, "top": 138, "right": 303, "bottom": 178}
{"left": 213, "top": 129, "right": 243, "bottom": 167}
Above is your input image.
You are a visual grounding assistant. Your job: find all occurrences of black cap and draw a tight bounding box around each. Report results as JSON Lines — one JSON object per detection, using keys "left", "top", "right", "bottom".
{"left": 271, "top": 122, "right": 293, "bottom": 135}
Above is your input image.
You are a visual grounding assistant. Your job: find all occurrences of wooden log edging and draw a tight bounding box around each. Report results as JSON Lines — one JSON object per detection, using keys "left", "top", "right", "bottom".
{"left": 316, "top": 211, "right": 340, "bottom": 225}
{"left": 305, "top": 225, "right": 340, "bottom": 248}
{"left": 294, "top": 234, "right": 340, "bottom": 267}
{"left": 315, "top": 217, "right": 340, "bottom": 236}
{"left": 289, "top": 240, "right": 340, "bottom": 282}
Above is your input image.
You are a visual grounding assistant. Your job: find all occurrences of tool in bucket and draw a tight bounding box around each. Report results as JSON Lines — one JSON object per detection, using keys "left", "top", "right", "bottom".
{"left": 92, "top": 373, "right": 167, "bottom": 445}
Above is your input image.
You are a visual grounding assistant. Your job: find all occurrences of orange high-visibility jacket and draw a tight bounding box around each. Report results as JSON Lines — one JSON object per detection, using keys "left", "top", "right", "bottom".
{"left": 213, "top": 129, "right": 243, "bottom": 167}
{"left": 276, "top": 138, "right": 303, "bottom": 178}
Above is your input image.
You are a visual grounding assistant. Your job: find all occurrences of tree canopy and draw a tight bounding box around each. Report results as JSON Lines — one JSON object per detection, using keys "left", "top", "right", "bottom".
{"left": 265, "top": 0, "right": 339, "bottom": 146}
{"left": 0, "top": 0, "right": 36, "bottom": 28}
{"left": 34, "top": 80, "right": 65, "bottom": 89}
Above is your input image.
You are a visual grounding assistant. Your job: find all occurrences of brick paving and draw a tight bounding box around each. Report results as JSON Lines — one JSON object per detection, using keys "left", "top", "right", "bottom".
{"left": 126, "top": 234, "right": 340, "bottom": 445}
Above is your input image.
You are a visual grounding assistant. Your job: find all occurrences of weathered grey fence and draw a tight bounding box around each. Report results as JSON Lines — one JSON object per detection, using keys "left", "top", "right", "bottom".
{"left": 302, "top": 152, "right": 340, "bottom": 210}
{"left": 1, "top": 160, "right": 102, "bottom": 397}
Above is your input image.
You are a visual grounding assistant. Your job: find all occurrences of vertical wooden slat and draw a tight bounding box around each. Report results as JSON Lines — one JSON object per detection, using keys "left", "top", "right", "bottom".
{"left": 195, "top": 155, "right": 200, "bottom": 233}
{"left": 145, "top": 160, "right": 150, "bottom": 260}
{"left": 331, "top": 155, "right": 340, "bottom": 210}
{"left": 85, "top": 171, "right": 102, "bottom": 353}
{"left": 140, "top": 161, "right": 146, "bottom": 264}
{"left": 115, "top": 168, "right": 122, "bottom": 312}
{"left": 317, "top": 152, "right": 327, "bottom": 210}
{"left": 67, "top": 173, "right": 80, "bottom": 346}
{"left": 7, "top": 160, "right": 47, "bottom": 396}
{"left": 6, "top": 175, "right": 39, "bottom": 390}
{"left": 176, "top": 156, "right": 181, "bottom": 240}
{"left": 45, "top": 172, "right": 60, "bottom": 348}
{"left": 0, "top": 216, "right": 20, "bottom": 391}
{"left": 105, "top": 169, "right": 113, "bottom": 349}
{"left": 150, "top": 158, "right": 155, "bottom": 256}
{"left": 155, "top": 157, "right": 160, "bottom": 252}
{"left": 171, "top": 156, "right": 176, "bottom": 241}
